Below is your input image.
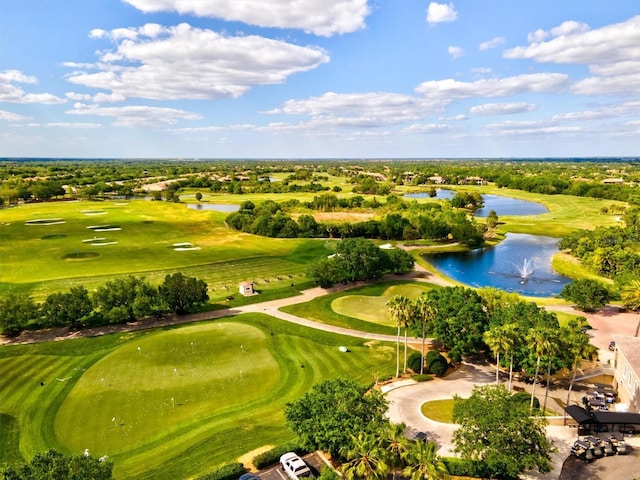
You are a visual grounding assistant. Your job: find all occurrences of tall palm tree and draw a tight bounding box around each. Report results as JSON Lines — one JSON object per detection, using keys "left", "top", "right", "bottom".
{"left": 341, "top": 432, "right": 389, "bottom": 480}
{"left": 563, "top": 329, "right": 598, "bottom": 418}
{"left": 501, "top": 323, "right": 519, "bottom": 392}
{"left": 526, "top": 326, "right": 552, "bottom": 412}
{"left": 414, "top": 293, "right": 437, "bottom": 374}
{"left": 621, "top": 279, "right": 640, "bottom": 337}
{"left": 483, "top": 325, "right": 511, "bottom": 384}
{"left": 402, "top": 440, "right": 449, "bottom": 480}
{"left": 541, "top": 329, "right": 560, "bottom": 416}
{"left": 387, "top": 295, "right": 411, "bottom": 377}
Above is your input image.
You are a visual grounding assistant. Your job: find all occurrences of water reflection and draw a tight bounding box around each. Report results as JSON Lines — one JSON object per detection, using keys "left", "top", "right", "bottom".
{"left": 424, "top": 233, "right": 570, "bottom": 297}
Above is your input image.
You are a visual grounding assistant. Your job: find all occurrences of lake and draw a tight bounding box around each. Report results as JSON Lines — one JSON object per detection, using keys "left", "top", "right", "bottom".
{"left": 186, "top": 203, "right": 239, "bottom": 212}
{"left": 424, "top": 233, "right": 571, "bottom": 297}
{"left": 404, "top": 191, "right": 548, "bottom": 217}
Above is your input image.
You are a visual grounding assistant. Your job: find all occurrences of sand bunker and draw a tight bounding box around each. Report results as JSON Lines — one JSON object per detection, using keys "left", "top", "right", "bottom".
{"left": 172, "top": 242, "right": 201, "bottom": 251}
{"left": 26, "top": 218, "right": 65, "bottom": 225}
{"left": 81, "top": 210, "right": 107, "bottom": 216}
{"left": 87, "top": 225, "right": 122, "bottom": 232}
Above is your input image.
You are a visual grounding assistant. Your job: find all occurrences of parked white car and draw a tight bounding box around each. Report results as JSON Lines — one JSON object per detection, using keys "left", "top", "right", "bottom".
{"left": 279, "top": 452, "right": 312, "bottom": 480}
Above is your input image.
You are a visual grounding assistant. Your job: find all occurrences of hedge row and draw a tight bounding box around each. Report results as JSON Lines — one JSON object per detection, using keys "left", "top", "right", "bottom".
{"left": 197, "top": 462, "right": 246, "bottom": 480}
{"left": 252, "top": 441, "right": 307, "bottom": 470}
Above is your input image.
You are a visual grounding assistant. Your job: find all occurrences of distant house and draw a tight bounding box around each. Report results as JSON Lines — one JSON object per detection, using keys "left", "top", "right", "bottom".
{"left": 239, "top": 281, "right": 255, "bottom": 296}
{"left": 603, "top": 178, "right": 624, "bottom": 185}
{"left": 613, "top": 335, "right": 640, "bottom": 413}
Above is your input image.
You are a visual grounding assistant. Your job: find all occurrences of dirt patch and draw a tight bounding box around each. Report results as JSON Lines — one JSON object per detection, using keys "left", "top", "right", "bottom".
{"left": 306, "top": 212, "right": 376, "bottom": 223}
{"left": 237, "top": 445, "right": 274, "bottom": 471}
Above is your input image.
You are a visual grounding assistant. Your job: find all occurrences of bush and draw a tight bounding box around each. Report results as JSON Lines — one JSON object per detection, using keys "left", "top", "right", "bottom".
{"left": 408, "top": 351, "right": 423, "bottom": 372}
{"left": 512, "top": 391, "right": 539, "bottom": 410}
{"left": 411, "top": 374, "right": 433, "bottom": 382}
{"left": 442, "top": 457, "right": 492, "bottom": 478}
{"left": 252, "top": 441, "right": 306, "bottom": 470}
{"left": 197, "top": 463, "right": 246, "bottom": 480}
{"left": 426, "top": 350, "right": 448, "bottom": 376}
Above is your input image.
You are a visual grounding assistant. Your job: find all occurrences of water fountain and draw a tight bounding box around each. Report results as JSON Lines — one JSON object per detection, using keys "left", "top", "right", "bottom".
{"left": 514, "top": 258, "right": 535, "bottom": 284}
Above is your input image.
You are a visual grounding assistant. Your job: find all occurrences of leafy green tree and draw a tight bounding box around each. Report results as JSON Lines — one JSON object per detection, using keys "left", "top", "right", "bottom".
{"left": 483, "top": 325, "right": 512, "bottom": 385}
{"left": 402, "top": 440, "right": 449, "bottom": 480}
{"left": 385, "top": 248, "right": 415, "bottom": 275}
{"left": 384, "top": 423, "right": 410, "bottom": 480}
{"left": 336, "top": 237, "right": 389, "bottom": 282}
{"left": 452, "top": 385, "right": 553, "bottom": 479}
{"left": 562, "top": 328, "right": 598, "bottom": 413}
{"left": 158, "top": 273, "right": 208, "bottom": 314}
{"left": 1, "top": 449, "right": 113, "bottom": 479}
{"left": 284, "top": 378, "right": 388, "bottom": 459}
{"left": 485, "top": 209, "right": 499, "bottom": 229}
{"left": 621, "top": 279, "right": 640, "bottom": 336}
{"left": 477, "top": 287, "right": 520, "bottom": 317}
{"left": 41, "top": 286, "right": 93, "bottom": 329}
{"left": 93, "top": 276, "right": 146, "bottom": 322}
{"left": 560, "top": 279, "right": 610, "bottom": 312}
{"left": 0, "top": 291, "right": 38, "bottom": 336}
{"left": 412, "top": 293, "right": 437, "bottom": 374}
{"left": 195, "top": 192, "right": 203, "bottom": 201}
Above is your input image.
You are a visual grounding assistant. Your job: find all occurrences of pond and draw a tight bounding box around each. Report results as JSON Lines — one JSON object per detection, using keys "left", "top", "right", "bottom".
{"left": 424, "top": 233, "right": 571, "bottom": 297}
{"left": 186, "top": 203, "right": 239, "bottom": 213}
{"left": 404, "top": 191, "right": 548, "bottom": 217}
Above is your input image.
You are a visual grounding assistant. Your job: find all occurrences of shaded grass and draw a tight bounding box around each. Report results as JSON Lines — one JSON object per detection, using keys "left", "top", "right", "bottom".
{"left": 0, "top": 313, "right": 395, "bottom": 479}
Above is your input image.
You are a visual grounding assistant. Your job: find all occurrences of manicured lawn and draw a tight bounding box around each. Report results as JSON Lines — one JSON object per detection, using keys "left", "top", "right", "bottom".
{"left": 0, "top": 313, "right": 395, "bottom": 479}
{"left": 0, "top": 201, "right": 331, "bottom": 300}
{"left": 420, "top": 399, "right": 457, "bottom": 423}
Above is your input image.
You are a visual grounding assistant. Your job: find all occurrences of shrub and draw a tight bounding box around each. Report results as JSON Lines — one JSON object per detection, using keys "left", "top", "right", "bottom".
{"left": 442, "top": 457, "right": 492, "bottom": 478}
{"left": 196, "top": 462, "right": 246, "bottom": 480}
{"left": 252, "top": 441, "right": 306, "bottom": 470}
{"left": 408, "top": 351, "right": 423, "bottom": 372}
{"left": 411, "top": 374, "right": 433, "bottom": 382}
{"left": 426, "top": 351, "right": 448, "bottom": 376}
{"left": 512, "top": 391, "right": 539, "bottom": 410}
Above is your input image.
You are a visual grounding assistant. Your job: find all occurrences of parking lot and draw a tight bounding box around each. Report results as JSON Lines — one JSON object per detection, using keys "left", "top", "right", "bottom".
{"left": 256, "top": 453, "right": 327, "bottom": 480}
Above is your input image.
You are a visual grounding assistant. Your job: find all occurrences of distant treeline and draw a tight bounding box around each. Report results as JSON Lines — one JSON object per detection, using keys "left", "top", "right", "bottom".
{"left": 225, "top": 194, "right": 486, "bottom": 247}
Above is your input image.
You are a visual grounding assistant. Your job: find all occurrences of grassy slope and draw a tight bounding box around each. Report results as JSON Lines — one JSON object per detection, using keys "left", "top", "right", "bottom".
{"left": 0, "top": 313, "right": 395, "bottom": 479}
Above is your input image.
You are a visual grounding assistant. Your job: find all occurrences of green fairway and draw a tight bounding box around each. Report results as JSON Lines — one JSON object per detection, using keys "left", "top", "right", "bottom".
{"left": 0, "top": 313, "right": 395, "bottom": 479}
{"left": 283, "top": 281, "right": 437, "bottom": 334}
{"left": 0, "top": 200, "right": 330, "bottom": 299}
{"left": 331, "top": 283, "right": 433, "bottom": 327}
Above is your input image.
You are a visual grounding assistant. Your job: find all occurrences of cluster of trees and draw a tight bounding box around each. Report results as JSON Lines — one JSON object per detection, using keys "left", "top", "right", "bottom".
{"left": 226, "top": 198, "right": 485, "bottom": 246}
{"left": 285, "top": 378, "right": 553, "bottom": 480}
{"left": 0, "top": 273, "right": 208, "bottom": 336}
{"left": 559, "top": 208, "right": 640, "bottom": 282}
{"left": 306, "top": 238, "right": 414, "bottom": 288}
{"left": 0, "top": 449, "right": 113, "bottom": 479}
{"left": 348, "top": 174, "right": 392, "bottom": 195}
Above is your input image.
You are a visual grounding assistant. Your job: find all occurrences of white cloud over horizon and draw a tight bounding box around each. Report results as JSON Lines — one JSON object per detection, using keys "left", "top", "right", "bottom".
{"left": 426, "top": 2, "right": 458, "bottom": 25}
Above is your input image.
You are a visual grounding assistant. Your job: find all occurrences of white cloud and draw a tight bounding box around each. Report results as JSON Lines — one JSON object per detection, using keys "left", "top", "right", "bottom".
{"left": 479, "top": 36, "right": 505, "bottom": 51}
{"left": 469, "top": 102, "right": 537, "bottom": 116}
{"left": 66, "top": 104, "right": 201, "bottom": 127}
{"left": 426, "top": 2, "right": 458, "bottom": 24}
{"left": 0, "top": 109, "right": 30, "bottom": 122}
{"left": 485, "top": 119, "right": 582, "bottom": 135}
{"left": 0, "top": 70, "right": 66, "bottom": 104}
{"left": 527, "top": 21, "right": 590, "bottom": 43}
{"left": 66, "top": 92, "right": 126, "bottom": 103}
{"left": 506, "top": 15, "right": 640, "bottom": 96}
{"left": 448, "top": 46, "right": 464, "bottom": 59}
{"left": 65, "top": 23, "right": 329, "bottom": 101}
{"left": 42, "top": 122, "right": 102, "bottom": 129}
{"left": 415, "top": 73, "right": 569, "bottom": 99}
{"left": 402, "top": 123, "right": 452, "bottom": 134}
{"left": 123, "top": 0, "right": 370, "bottom": 36}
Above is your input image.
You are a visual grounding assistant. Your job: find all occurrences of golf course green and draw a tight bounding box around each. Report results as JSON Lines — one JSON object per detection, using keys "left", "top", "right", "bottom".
{"left": 0, "top": 314, "right": 395, "bottom": 479}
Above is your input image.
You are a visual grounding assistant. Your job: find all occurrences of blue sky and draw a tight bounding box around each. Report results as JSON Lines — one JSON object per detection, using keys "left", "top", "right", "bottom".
{"left": 1, "top": 0, "right": 639, "bottom": 158}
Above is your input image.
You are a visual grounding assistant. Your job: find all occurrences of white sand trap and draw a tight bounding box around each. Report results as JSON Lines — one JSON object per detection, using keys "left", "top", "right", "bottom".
{"left": 94, "top": 227, "right": 121, "bottom": 232}
{"left": 83, "top": 237, "right": 106, "bottom": 243}
{"left": 173, "top": 242, "right": 193, "bottom": 247}
{"left": 92, "top": 241, "right": 118, "bottom": 246}
{"left": 26, "top": 218, "right": 65, "bottom": 225}
{"left": 379, "top": 243, "right": 394, "bottom": 249}
{"left": 82, "top": 210, "right": 107, "bottom": 216}
{"left": 114, "top": 202, "right": 128, "bottom": 206}
{"left": 175, "top": 246, "right": 201, "bottom": 251}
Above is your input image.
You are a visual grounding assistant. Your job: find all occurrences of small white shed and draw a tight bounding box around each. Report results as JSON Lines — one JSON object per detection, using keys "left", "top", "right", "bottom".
{"left": 239, "top": 281, "right": 255, "bottom": 296}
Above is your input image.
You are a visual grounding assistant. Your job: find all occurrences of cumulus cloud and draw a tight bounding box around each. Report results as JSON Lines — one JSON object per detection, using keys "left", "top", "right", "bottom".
{"left": 469, "top": 102, "right": 537, "bottom": 115}
{"left": 0, "top": 69, "right": 66, "bottom": 104}
{"left": 66, "top": 92, "right": 126, "bottom": 103}
{"left": 415, "top": 73, "right": 569, "bottom": 99}
{"left": 479, "top": 36, "right": 505, "bottom": 51}
{"left": 527, "top": 20, "right": 590, "bottom": 43}
{"left": 426, "top": 2, "right": 458, "bottom": 24}
{"left": 65, "top": 23, "right": 329, "bottom": 101}
{"left": 506, "top": 15, "right": 640, "bottom": 96}
{"left": 123, "top": 0, "right": 370, "bottom": 36}
{"left": 66, "top": 103, "right": 201, "bottom": 127}
{"left": 448, "top": 46, "right": 464, "bottom": 59}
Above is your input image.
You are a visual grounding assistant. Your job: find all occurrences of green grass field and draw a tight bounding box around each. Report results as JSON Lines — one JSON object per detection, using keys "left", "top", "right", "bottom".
{"left": 0, "top": 200, "right": 332, "bottom": 300}
{"left": 0, "top": 313, "right": 395, "bottom": 479}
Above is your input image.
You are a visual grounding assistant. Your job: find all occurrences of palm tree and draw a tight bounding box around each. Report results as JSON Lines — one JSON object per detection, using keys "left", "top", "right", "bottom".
{"left": 341, "top": 432, "right": 389, "bottom": 480}
{"left": 526, "top": 326, "right": 552, "bottom": 412}
{"left": 483, "top": 325, "right": 512, "bottom": 385}
{"left": 563, "top": 329, "right": 598, "bottom": 420}
{"left": 384, "top": 423, "right": 410, "bottom": 480}
{"left": 621, "top": 279, "right": 640, "bottom": 337}
{"left": 414, "top": 293, "right": 437, "bottom": 374}
{"left": 502, "top": 323, "right": 519, "bottom": 392}
{"left": 402, "top": 440, "right": 449, "bottom": 480}
{"left": 541, "top": 329, "right": 560, "bottom": 416}
{"left": 387, "top": 295, "right": 411, "bottom": 377}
